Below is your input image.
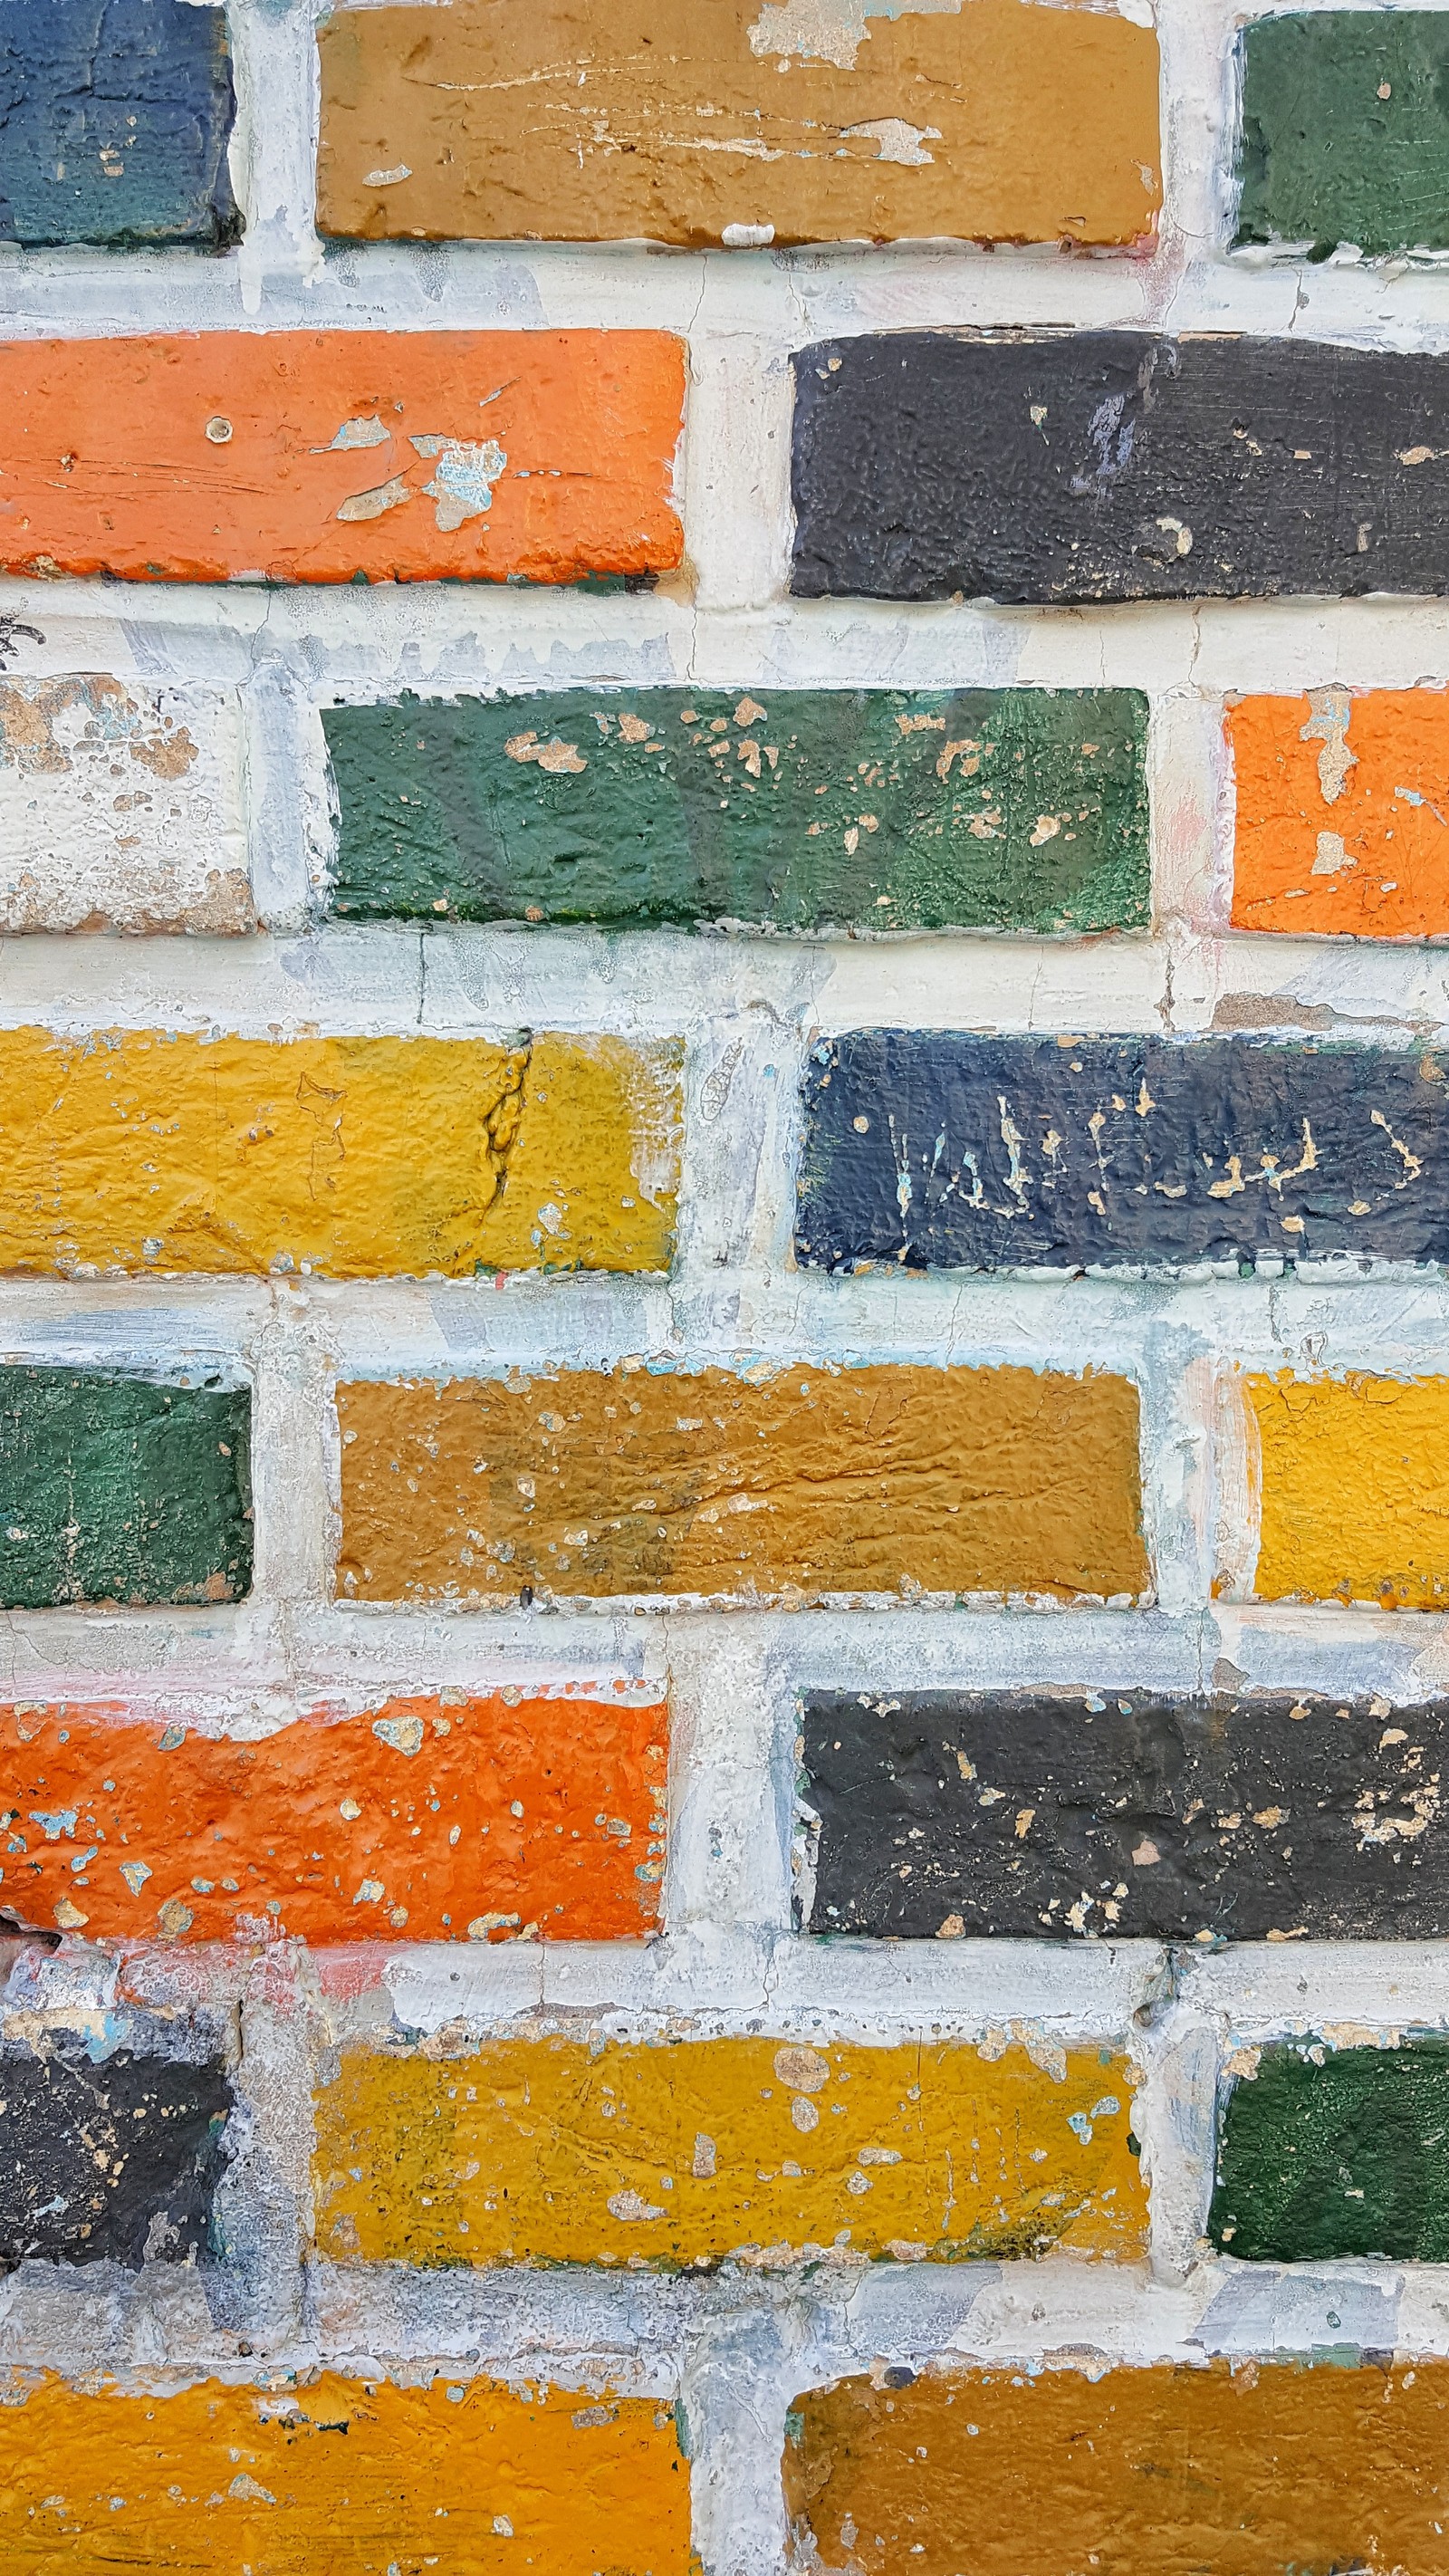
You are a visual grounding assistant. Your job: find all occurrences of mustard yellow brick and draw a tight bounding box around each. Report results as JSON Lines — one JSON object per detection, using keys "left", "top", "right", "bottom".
{"left": 0, "top": 2371, "right": 693, "bottom": 2575}
{"left": 0, "top": 1027, "right": 680, "bottom": 1277}
{"left": 1248, "top": 1371, "right": 1449, "bottom": 1608}
{"left": 313, "top": 2034, "right": 1145, "bottom": 2268}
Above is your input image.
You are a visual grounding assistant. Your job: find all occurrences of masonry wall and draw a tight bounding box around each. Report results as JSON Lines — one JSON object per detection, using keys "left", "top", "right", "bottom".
{"left": 6, "top": 4, "right": 1449, "bottom": 2570}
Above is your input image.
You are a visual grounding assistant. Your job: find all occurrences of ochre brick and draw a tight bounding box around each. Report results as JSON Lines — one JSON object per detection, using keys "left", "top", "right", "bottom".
{"left": 334, "top": 1365, "right": 1147, "bottom": 1606}
{"left": 0, "top": 0, "right": 239, "bottom": 250}
{"left": 313, "top": 2035, "right": 1145, "bottom": 2267}
{"left": 1246, "top": 1371, "right": 1449, "bottom": 1608}
{"left": 0, "top": 1690, "right": 666, "bottom": 1944}
{"left": 783, "top": 2358, "right": 1449, "bottom": 2576}
{"left": 0, "top": 1365, "right": 252, "bottom": 1610}
{"left": 0, "top": 331, "right": 685, "bottom": 584}
{"left": 316, "top": 0, "right": 1160, "bottom": 251}
{"left": 1229, "top": 687, "right": 1449, "bottom": 938}
{"left": 0, "top": 1028, "right": 680, "bottom": 1278}
{"left": 0, "top": 2372, "right": 693, "bottom": 2575}
{"left": 0, "top": 676, "right": 251, "bottom": 934}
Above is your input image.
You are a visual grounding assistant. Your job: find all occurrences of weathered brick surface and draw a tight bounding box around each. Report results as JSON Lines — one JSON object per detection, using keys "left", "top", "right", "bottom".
{"left": 791, "top": 333, "right": 1449, "bottom": 603}
{"left": 1229, "top": 687, "right": 1449, "bottom": 939}
{"left": 0, "top": 677, "right": 250, "bottom": 933}
{"left": 1212, "top": 2039, "right": 1449, "bottom": 2264}
{"left": 316, "top": 0, "right": 1161, "bottom": 251}
{"left": 1236, "top": 11, "right": 1449, "bottom": 260}
{"left": 0, "top": 2026, "right": 231, "bottom": 2267}
{"left": 0, "top": 332, "right": 685, "bottom": 584}
{"left": 335, "top": 1364, "right": 1147, "bottom": 1605}
{"left": 313, "top": 2034, "right": 1145, "bottom": 2267}
{"left": 0, "top": 1690, "right": 666, "bottom": 1943}
{"left": 801, "top": 1688, "right": 1449, "bottom": 1944}
{"left": 0, "top": 2373, "right": 694, "bottom": 2573}
{"left": 0, "top": 1028, "right": 680, "bottom": 1278}
{"left": 323, "top": 686, "right": 1149, "bottom": 934}
{"left": 798, "top": 1033, "right": 1449, "bottom": 1272}
{"left": 0, "top": 1366, "right": 252, "bottom": 1609}
{"left": 1246, "top": 1371, "right": 1449, "bottom": 1608}
{"left": 783, "top": 2360, "right": 1449, "bottom": 2576}
{"left": 0, "top": 0, "right": 239, "bottom": 249}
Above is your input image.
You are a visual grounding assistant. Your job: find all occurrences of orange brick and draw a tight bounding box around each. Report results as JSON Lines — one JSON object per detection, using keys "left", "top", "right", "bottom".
{"left": 0, "top": 1691, "right": 667, "bottom": 1943}
{"left": 0, "top": 331, "right": 685, "bottom": 584}
{"left": 1230, "top": 687, "right": 1449, "bottom": 937}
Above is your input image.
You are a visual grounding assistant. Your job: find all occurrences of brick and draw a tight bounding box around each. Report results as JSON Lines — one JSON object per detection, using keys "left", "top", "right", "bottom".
{"left": 315, "top": 0, "right": 1160, "bottom": 252}
{"left": 797, "top": 1033, "right": 1449, "bottom": 1272}
{"left": 334, "top": 1365, "right": 1147, "bottom": 1606}
{"left": 322, "top": 686, "right": 1149, "bottom": 935}
{"left": 0, "top": 1028, "right": 680, "bottom": 1278}
{"left": 0, "top": 676, "right": 250, "bottom": 934}
{"left": 782, "top": 2358, "right": 1449, "bottom": 2576}
{"left": 313, "top": 2034, "right": 1145, "bottom": 2268}
{"left": 0, "top": 1366, "right": 252, "bottom": 1610}
{"left": 0, "top": 0, "right": 239, "bottom": 250}
{"left": 0, "top": 2027, "right": 231, "bottom": 2267}
{"left": 0, "top": 331, "right": 685, "bottom": 586}
{"left": 1229, "top": 686, "right": 1449, "bottom": 940}
{"left": 0, "top": 1690, "right": 667, "bottom": 1944}
{"left": 1236, "top": 12, "right": 1449, "bottom": 259}
{"left": 790, "top": 332, "right": 1449, "bottom": 604}
{"left": 801, "top": 1688, "right": 1449, "bottom": 1944}
{"left": 1212, "top": 2039, "right": 1449, "bottom": 2263}
{"left": 0, "top": 2372, "right": 693, "bottom": 2573}
{"left": 1247, "top": 1371, "right": 1449, "bottom": 1610}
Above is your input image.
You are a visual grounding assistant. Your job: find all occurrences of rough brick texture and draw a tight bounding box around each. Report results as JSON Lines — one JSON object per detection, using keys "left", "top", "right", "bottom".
{"left": 0, "top": 1028, "right": 681, "bottom": 1277}
{"left": 801, "top": 1688, "right": 1449, "bottom": 1943}
{"left": 0, "top": 0, "right": 240, "bottom": 249}
{"left": 8, "top": 2, "right": 1448, "bottom": 2562}
{"left": 323, "top": 687, "right": 1149, "bottom": 934}
{"left": 335, "top": 1364, "right": 1147, "bottom": 1604}
{"left": 0, "top": 678, "right": 250, "bottom": 933}
{"left": 0, "top": 1690, "right": 667, "bottom": 1943}
{"left": 784, "top": 2360, "right": 1449, "bottom": 2575}
{"left": 0, "top": 1366, "right": 252, "bottom": 1609}
{"left": 316, "top": 0, "right": 1161, "bottom": 250}
{"left": 791, "top": 332, "right": 1449, "bottom": 602}
{"left": 314, "top": 2034, "right": 1145, "bottom": 2267}
{"left": 0, "top": 332, "right": 686, "bottom": 584}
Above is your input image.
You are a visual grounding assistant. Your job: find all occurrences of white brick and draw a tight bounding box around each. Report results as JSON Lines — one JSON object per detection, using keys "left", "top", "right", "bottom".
{"left": 0, "top": 676, "right": 250, "bottom": 933}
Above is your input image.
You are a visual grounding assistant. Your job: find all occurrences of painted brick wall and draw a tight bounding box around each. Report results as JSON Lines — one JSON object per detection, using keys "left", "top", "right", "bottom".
{"left": 5, "top": 5, "right": 1449, "bottom": 2571}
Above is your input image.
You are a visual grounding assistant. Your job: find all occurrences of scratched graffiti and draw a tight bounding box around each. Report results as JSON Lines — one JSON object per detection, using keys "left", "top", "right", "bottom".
{"left": 796, "top": 1033, "right": 1449, "bottom": 1270}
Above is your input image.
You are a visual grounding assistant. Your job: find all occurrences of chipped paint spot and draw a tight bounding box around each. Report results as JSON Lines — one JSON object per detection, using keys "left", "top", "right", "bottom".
{"left": 335, "top": 473, "right": 412, "bottom": 523}
{"left": 842, "top": 117, "right": 939, "bottom": 165}
{"left": 748, "top": 0, "right": 958, "bottom": 72}
{"left": 316, "top": 414, "right": 391, "bottom": 452}
{"left": 1300, "top": 683, "right": 1358, "bottom": 803}
{"left": 410, "top": 433, "right": 507, "bottom": 531}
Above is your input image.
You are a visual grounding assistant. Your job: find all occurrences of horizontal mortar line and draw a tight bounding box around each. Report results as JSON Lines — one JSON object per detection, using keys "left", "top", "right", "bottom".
{"left": 5, "top": 250, "right": 1449, "bottom": 341}
{"left": 14, "top": 582, "right": 1449, "bottom": 678}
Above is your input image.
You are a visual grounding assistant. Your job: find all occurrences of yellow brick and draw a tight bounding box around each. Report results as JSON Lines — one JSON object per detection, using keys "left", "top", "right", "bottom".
{"left": 1248, "top": 1370, "right": 1449, "bottom": 1607}
{"left": 0, "top": 2371, "right": 693, "bottom": 2574}
{"left": 0, "top": 1027, "right": 680, "bottom": 1276}
{"left": 313, "top": 2034, "right": 1145, "bottom": 2267}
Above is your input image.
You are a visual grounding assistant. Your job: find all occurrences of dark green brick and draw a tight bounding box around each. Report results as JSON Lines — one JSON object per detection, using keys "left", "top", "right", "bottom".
{"left": 322, "top": 687, "right": 1149, "bottom": 935}
{"left": 1210, "top": 2039, "right": 1449, "bottom": 2264}
{"left": 1236, "top": 13, "right": 1449, "bottom": 258}
{"left": 0, "top": 1368, "right": 252, "bottom": 1609}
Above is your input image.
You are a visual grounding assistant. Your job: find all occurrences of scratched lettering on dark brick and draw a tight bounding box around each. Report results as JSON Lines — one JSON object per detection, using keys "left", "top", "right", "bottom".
{"left": 790, "top": 332, "right": 1449, "bottom": 603}
{"left": 801, "top": 1690, "right": 1449, "bottom": 1943}
{"left": 796, "top": 1033, "right": 1449, "bottom": 1272}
